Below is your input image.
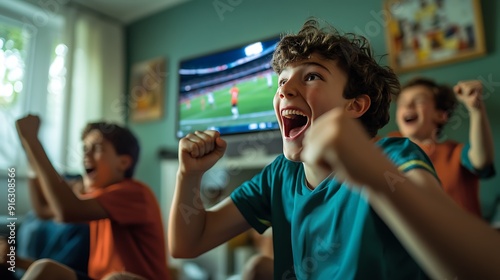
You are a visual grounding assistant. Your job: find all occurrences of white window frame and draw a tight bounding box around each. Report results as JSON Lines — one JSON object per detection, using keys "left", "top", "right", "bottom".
{"left": 0, "top": 1, "right": 65, "bottom": 176}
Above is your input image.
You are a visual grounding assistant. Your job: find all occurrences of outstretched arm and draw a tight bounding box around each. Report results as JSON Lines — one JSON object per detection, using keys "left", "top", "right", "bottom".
{"left": 454, "top": 80, "right": 495, "bottom": 170}
{"left": 168, "top": 130, "right": 250, "bottom": 258}
{"left": 27, "top": 174, "right": 85, "bottom": 220}
{"left": 302, "top": 108, "right": 500, "bottom": 280}
{"left": 16, "top": 115, "right": 107, "bottom": 223}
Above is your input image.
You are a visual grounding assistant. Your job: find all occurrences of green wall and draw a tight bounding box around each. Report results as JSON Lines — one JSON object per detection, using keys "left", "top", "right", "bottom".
{"left": 125, "top": 0, "right": 500, "bottom": 219}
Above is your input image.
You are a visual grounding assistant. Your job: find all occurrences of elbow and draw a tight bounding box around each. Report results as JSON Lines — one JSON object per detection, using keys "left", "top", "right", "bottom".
{"left": 473, "top": 159, "right": 494, "bottom": 172}
{"left": 469, "top": 154, "right": 494, "bottom": 172}
{"left": 32, "top": 208, "right": 54, "bottom": 220}
{"left": 169, "top": 248, "right": 201, "bottom": 259}
{"left": 481, "top": 153, "right": 495, "bottom": 168}
{"left": 53, "top": 210, "right": 77, "bottom": 223}
{"left": 36, "top": 212, "right": 54, "bottom": 220}
{"left": 53, "top": 214, "right": 67, "bottom": 223}
{"left": 168, "top": 241, "right": 201, "bottom": 259}
{"left": 169, "top": 249, "right": 188, "bottom": 259}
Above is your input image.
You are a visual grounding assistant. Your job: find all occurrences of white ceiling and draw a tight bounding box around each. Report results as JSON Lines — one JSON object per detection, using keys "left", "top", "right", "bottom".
{"left": 72, "top": 0, "right": 190, "bottom": 24}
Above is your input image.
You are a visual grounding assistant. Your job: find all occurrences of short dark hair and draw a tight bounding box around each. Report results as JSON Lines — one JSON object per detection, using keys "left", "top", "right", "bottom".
{"left": 272, "top": 18, "right": 400, "bottom": 137}
{"left": 398, "top": 77, "right": 458, "bottom": 136}
{"left": 81, "top": 122, "right": 140, "bottom": 178}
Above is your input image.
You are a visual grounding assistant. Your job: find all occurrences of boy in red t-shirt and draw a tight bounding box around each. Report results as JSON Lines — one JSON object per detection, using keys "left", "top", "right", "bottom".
{"left": 15, "top": 115, "right": 170, "bottom": 280}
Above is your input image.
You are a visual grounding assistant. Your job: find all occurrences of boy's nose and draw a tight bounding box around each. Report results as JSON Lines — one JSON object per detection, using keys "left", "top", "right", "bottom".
{"left": 407, "top": 102, "right": 416, "bottom": 108}
{"left": 279, "top": 90, "right": 297, "bottom": 99}
{"left": 279, "top": 80, "right": 299, "bottom": 99}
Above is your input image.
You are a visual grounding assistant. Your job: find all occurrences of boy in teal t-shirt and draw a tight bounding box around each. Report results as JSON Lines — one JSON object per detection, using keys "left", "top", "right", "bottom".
{"left": 169, "top": 18, "right": 442, "bottom": 279}
{"left": 231, "top": 138, "right": 435, "bottom": 279}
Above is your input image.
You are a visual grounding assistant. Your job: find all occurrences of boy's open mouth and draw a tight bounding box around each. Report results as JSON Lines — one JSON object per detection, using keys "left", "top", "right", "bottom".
{"left": 403, "top": 114, "right": 418, "bottom": 124}
{"left": 282, "top": 109, "right": 309, "bottom": 138}
{"left": 85, "top": 167, "right": 96, "bottom": 176}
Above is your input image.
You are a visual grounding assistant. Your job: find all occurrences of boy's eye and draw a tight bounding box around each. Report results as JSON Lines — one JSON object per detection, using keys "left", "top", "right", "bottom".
{"left": 83, "top": 144, "right": 103, "bottom": 154}
{"left": 305, "top": 73, "right": 321, "bottom": 81}
{"left": 278, "top": 79, "right": 287, "bottom": 87}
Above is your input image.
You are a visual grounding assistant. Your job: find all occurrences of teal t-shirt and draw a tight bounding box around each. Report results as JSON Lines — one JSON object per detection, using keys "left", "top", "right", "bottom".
{"left": 231, "top": 137, "right": 436, "bottom": 279}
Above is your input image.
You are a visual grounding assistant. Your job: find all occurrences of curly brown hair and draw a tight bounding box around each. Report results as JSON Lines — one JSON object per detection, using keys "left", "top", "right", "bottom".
{"left": 272, "top": 18, "right": 400, "bottom": 137}
{"left": 398, "top": 77, "right": 458, "bottom": 136}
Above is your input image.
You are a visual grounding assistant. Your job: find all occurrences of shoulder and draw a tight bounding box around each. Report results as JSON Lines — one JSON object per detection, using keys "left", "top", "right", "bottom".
{"left": 439, "top": 139, "right": 464, "bottom": 150}
{"left": 123, "top": 179, "right": 156, "bottom": 197}
{"left": 111, "top": 178, "right": 148, "bottom": 188}
{"left": 431, "top": 140, "right": 465, "bottom": 157}
{"left": 436, "top": 139, "right": 462, "bottom": 146}
{"left": 376, "top": 137, "right": 437, "bottom": 177}
{"left": 377, "top": 136, "right": 432, "bottom": 154}
{"left": 94, "top": 179, "right": 155, "bottom": 199}
{"left": 376, "top": 136, "right": 416, "bottom": 151}
{"left": 118, "top": 178, "right": 149, "bottom": 188}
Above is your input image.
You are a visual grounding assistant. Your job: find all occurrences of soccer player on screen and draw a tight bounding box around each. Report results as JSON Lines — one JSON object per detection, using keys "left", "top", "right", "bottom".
{"left": 207, "top": 91, "right": 215, "bottom": 109}
{"left": 230, "top": 84, "right": 239, "bottom": 119}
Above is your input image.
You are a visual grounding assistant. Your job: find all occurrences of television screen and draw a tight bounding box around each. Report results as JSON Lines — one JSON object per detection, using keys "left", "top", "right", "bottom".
{"left": 177, "top": 36, "right": 281, "bottom": 138}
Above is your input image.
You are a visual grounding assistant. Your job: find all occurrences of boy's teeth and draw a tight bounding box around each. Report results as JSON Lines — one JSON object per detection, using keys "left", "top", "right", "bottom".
{"left": 282, "top": 109, "right": 305, "bottom": 118}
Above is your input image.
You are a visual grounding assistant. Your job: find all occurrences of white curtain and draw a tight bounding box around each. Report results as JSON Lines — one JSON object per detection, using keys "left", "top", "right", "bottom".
{"left": 62, "top": 6, "right": 125, "bottom": 174}
{"left": 0, "top": 1, "right": 125, "bottom": 175}
{"left": 0, "top": 1, "right": 124, "bottom": 216}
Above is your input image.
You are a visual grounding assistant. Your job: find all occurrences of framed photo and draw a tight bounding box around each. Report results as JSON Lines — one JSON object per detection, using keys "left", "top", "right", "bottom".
{"left": 129, "top": 57, "right": 166, "bottom": 122}
{"left": 384, "top": 0, "right": 486, "bottom": 73}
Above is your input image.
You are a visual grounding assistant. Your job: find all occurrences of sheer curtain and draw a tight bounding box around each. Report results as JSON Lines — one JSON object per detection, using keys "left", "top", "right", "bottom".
{"left": 0, "top": 0, "right": 63, "bottom": 174}
{"left": 0, "top": 0, "right": 124, "bottom": 173}
{"left": 0, "top": 1, "right": 124, "bottom": 215}
{"left": 62, "top": 5, "right": 125, "bottom": 174}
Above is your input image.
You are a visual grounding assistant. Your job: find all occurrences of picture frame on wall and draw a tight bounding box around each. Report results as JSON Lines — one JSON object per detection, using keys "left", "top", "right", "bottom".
{"left": 384, "top": 0, "right": 486, "bottom": 73}
{"left": 129, "top": 57, "right": 166, "bottom": 122}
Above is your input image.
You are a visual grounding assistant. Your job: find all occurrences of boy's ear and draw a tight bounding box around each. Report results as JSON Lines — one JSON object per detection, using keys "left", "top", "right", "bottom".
{"left": 345, "top": 94, "right": 371, "bottom": 118}
{"left": 435, "top": 109, "right": 449, "bottom": 125}
{"left": 118, "top": 155, "right": 133, "bottom": 173}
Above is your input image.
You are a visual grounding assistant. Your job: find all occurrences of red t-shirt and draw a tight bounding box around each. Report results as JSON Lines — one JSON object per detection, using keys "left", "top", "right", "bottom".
{"left": 80, "top": 179, "right": 170, "bottom": 280}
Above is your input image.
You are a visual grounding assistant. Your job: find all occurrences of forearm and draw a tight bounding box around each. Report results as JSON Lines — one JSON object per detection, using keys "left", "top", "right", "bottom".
{"left": 468, "top": 102, "right": 494, "bottom": 169}
{"left": 27, "top": 178, "right": 54, "bottom": 219}
{"left": 20, "top": 138, "right": 81, "bottom": 222}
{"left": 168, "top": 171, "right": 208, "bottom": 257}
{"left": 367, "top": 161, "right": 500, "bottom": 279}
{"left": 304, "top": 109, "right": 500, "bottom": 279}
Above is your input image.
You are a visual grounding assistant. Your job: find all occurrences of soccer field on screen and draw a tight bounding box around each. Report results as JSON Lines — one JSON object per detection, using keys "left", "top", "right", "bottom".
{"left": 179, "top": 74, "right": 278, "bottom": 132}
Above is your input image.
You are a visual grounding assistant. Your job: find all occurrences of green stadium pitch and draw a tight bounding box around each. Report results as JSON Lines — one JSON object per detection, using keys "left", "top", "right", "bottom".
{"left": 179, "top": 75, "right": 278, "bottom": 133}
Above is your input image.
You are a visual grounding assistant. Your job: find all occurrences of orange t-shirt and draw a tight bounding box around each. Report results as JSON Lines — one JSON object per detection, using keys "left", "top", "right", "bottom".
{"left": 388, "top": 132, "right": 495, "bottom": 218}
{"left": 81, "top": 179, "right": 170, "bottom": 280}
{"left": 419, "top": 140, "right": 483, "bottom": 217}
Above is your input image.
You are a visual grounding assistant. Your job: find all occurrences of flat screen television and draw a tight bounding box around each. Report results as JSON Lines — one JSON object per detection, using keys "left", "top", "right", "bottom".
{"left": 176, "top": 36, "right": 281, "bottom": 138}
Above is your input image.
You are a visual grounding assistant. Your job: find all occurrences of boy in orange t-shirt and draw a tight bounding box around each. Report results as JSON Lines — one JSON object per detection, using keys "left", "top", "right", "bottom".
{"left": 394, "top": 78, "right": 496, "bottom": 217}
{"left": 15, "top": 116, "right": 170, "bottom": 280}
